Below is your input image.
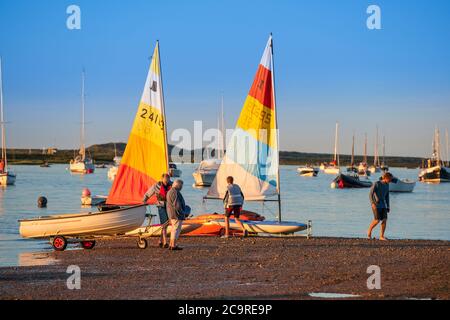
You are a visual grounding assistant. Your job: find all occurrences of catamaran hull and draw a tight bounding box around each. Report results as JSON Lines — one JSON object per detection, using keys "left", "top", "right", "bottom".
{"left": 213, "top": 219, "right": 308, "bottom": 235}
{"left": 125, "top": 223, "right": 201, "bottom": 237}
{"left": 19, "top": 205, "right": 147, "bottom": 239}
{"left": 0, "top": 172, "right": 16, "bottom": 186}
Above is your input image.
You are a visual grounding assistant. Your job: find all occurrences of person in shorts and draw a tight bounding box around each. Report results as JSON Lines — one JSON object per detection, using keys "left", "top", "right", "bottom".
{"left": 367, "top": 172, "right": 393, "bottom": 241}
{"left": 223, "top": 176, "right": 247, "bottom": 238}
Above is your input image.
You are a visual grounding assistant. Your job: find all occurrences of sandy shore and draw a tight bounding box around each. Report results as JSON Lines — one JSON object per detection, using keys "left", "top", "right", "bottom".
{"left": 0, "top": 237, "right": 448, "bottom": 300}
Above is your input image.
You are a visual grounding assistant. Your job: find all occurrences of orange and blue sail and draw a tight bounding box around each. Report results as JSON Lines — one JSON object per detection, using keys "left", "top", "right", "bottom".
{"left": 207, "top": 35, "right": 279, "bottom": 201}
{"left": 107, "top": 42, "right": 168, "bottom": 205}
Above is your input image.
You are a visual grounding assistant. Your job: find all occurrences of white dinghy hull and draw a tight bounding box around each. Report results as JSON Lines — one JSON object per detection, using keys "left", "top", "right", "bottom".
{"left": 213, "top": 219, "right": 309, "bottom": 235}
{"left": 19, "top": 205, "right": 147, "bottom": 239}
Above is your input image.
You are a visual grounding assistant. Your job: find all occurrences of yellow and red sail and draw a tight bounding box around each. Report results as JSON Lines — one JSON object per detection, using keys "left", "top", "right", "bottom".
{"left": 107, "top": 42, "right": 168, "bottom": 205}
{"left": 207, "top": 35, "right": 279, "bottom": 201}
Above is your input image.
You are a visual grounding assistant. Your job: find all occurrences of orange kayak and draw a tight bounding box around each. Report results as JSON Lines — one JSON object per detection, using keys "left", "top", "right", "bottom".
{"left": 183, "top": 210, "right": 265, "bottom": 236}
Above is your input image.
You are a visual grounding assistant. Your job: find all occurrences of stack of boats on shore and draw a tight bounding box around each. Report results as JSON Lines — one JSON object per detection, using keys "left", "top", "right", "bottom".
{"left": 18, "top": 35, "right": 311, "bottom": 252}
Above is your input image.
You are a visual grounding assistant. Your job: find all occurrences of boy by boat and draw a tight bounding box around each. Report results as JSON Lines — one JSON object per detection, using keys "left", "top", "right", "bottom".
{"left": 223, "top": 176, "right": 248, "bottom": 238}
{"left": 367, "top": 172, "right": 393, "bottom": 241}
{"left": 143, "top": 173, "right": 172, "bottom": 248}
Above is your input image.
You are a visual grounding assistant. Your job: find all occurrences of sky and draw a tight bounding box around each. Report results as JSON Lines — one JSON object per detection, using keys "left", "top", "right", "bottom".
{"left": 0, "top": 0, "right": 449, "bottom": 158}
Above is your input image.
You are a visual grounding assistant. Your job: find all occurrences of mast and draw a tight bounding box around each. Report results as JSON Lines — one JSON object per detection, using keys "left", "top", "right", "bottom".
{"left": 80, "top": 70, "right": 86, "bottom": 161}
{"left": 382, "top": 136, "right": 386, "bottom": 166}
{"left": 364, "top": 133, "right": 368, "bottom": 164}
{"left": 374, "top": 126, "right": 379, "bottom": 167}
{"left": 0, "top": 57, "right": 6, "bottom": 168}
{"left": 157, "top": 40, "right": 169, "bottom": 170}
{"left": 351, "top": 132, "right": 355, "bottom": 167}
{"left": 269, "top": 34, "right": 281, "bottom": 223}
{"left": 436, "top": 127, "right": 441, "bottom": 165}
{"left": 221, "top": 93, "right": 225, "bottom": 159}
{"left": 334, "top": 122, "right": 339, "bottom": 166}
{"left": 446, "top": 129, "right": 449, "bottom": 167}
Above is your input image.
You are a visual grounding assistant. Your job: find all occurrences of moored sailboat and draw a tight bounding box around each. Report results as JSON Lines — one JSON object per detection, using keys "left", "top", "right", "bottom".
{"left": 323, "top": 122, "right": 340, "bottom": 175}
{"left": 0, "top": 58, "right": 16, "bottom": 186}
{"left": 346, "top": 133, "right": 358, "bottom": 173}
{"left": 419, "top": 127, "right": 450, "bottom": 183}
{"left": 358, "top": 133, "right": 371, "bottom": 177}
{"left": 69, "top": 71, "right": 95, "bottom": 174}
{"left": 369, "top": 126, "right": 381, "bottom": 174}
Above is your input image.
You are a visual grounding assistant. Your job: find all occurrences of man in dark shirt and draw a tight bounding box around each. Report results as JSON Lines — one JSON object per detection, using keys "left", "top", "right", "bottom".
{"left": 367, "top": 172, "right": 393, "bottom": 241}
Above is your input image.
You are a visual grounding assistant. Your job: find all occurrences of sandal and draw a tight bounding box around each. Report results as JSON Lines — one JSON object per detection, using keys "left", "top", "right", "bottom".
{"left": 169, "top": 246, "right": 183, "bottom": 251}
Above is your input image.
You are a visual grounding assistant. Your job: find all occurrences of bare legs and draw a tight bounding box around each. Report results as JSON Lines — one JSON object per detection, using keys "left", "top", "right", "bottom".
{"left": 224, "top": 216, "right": 246, "bottom": 237}
{"left": 367, "top": 219, "right": 388, "bottom": 240}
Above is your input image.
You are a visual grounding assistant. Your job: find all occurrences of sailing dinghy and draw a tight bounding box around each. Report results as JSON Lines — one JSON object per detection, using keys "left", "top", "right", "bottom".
{"left": 199, "top": 35, "right": 311, "bottom": 236}
{"left": 0, "top": 58, "right": 16, "bottom": 186}
{"left": 19, "top": 42, "right": 176, "bottom": 250}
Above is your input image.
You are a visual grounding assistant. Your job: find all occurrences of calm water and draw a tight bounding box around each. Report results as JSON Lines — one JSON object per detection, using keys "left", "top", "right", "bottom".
{"left": 0, "top": 164, "right": 449, "bottom": 267}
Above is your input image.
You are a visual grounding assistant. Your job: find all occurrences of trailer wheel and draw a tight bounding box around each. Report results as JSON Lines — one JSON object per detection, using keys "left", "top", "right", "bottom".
{"left": 52, "top": 236, "right": 67, "bottom": 251}
{"left": 137, "top": 238, "right": 148, "bottom": 249}
{"left": 81, "top": 240, "right": 96, "bottom": 250}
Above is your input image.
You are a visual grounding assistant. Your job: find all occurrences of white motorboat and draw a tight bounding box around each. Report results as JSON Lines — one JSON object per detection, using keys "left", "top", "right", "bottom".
{"left": 19, "top": 205, "right": 147, "bottom": 240}
{"left": 297, "top": 166, "right": 319, "bottom": 177}
{"left": 212, "top": 219, "right": 309, "bottom": 235}
{"left": 69, "top": 71, "right": 95, "bottom": 175}
{"left": 193, "top": 159, "right": 221, "bottom": 186}
{"left": 389, "top": 178, "right": 416, "bottom": 193}
{"left": 0, "top": 58, "right": 16, "bottom": 186}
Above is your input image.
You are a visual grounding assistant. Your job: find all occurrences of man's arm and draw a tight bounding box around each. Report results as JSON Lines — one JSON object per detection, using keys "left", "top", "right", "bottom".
{"left": 142, "top": 184, "right": 157, "bottom": 203}
{"left": 369, "top": 183, "right": 378, "bottom": 206}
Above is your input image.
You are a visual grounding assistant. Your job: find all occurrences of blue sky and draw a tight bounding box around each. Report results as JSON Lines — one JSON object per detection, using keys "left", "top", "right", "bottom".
{"left": 0, "top": 0, "right": 449, "bottom": 157}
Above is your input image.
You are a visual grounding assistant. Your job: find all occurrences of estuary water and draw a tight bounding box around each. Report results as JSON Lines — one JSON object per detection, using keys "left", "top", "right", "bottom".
{"left": 0, "top": 164, "right": 448, "bottom": 267}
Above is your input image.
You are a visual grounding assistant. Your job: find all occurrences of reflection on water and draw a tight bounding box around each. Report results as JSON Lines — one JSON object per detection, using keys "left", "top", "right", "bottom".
{"left": 0, "top": 164, "right": 449, "bottom": 267}
{"left": 18, "top": 251, "right": 58, "bottom": 267}
{"left": 308, "top": 293, "right": 361, "bottom": 299}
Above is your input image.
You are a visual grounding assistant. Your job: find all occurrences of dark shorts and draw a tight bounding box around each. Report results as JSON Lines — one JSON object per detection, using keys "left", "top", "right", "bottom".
{"left": 157, "top": 206, "right": 169, "bottom": 224}
{"left": 225, "top": 205, "right": 242, "bottom": 218}
{"left": 372, "top": 207, "right": 388, "bottom": 221}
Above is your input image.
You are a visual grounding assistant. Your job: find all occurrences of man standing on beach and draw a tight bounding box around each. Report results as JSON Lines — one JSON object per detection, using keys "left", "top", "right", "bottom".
{"left": 166, "top": 179, "right": 190, "bottom": 251}
{"left": 143, "top": 173, "right": 172, "bottom": 248}
{"left": 367, "top": 172, "right": 393, "bottom": 241}
{"left": 223, "top": 176, "right": 247, "bottom": 238}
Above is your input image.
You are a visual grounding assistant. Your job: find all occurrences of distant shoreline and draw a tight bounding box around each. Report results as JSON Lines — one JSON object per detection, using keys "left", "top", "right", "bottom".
{"left": 5, "top": 143, "right": 427, "bottom": 168}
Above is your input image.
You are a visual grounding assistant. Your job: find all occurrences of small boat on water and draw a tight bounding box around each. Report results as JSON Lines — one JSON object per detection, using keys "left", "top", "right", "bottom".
{"left": 297, "top": 165, "right": 319, "bottom": 177}
{"left": 323, "top": 122, "right": 341, "bottom": 175}
{"left": 69, "top": 71, "right": 95, "bottom": 175}
{"left": 192, "top": 158, "right": 220, "bottom": 187}
{"left": 40, "top": 161, "right": 50, "bottom": 168}
{"left": 358, "top": 133, "right": 371, "bottom": 177}
{"left": 95, "top": 163, "right": 107, "bottom": 169}
{"left": 331, "top": 172, "right": 373, "bottom": 189}
{"left": 0, "top": 58, "right": 16, "bottom": 186}
{"left": 169, "top": 163, "right": 182, "bottom": 177}
{"left": 369, "top": 126, "right": 382, "bottom": 174}
{"left": 389, "top": 177, "right": 416, "bottom": 193}
{"left": 346, "top": 133, "right": 358, "bottom": 173}
{"left": 202, "top": 35, "right": 311, "bottom": 236}
{"left": 380, "top": 136, "right": 389, "bottom": 171}
{"left": 419, "top": 128, "right": 450, "bottom": 183}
